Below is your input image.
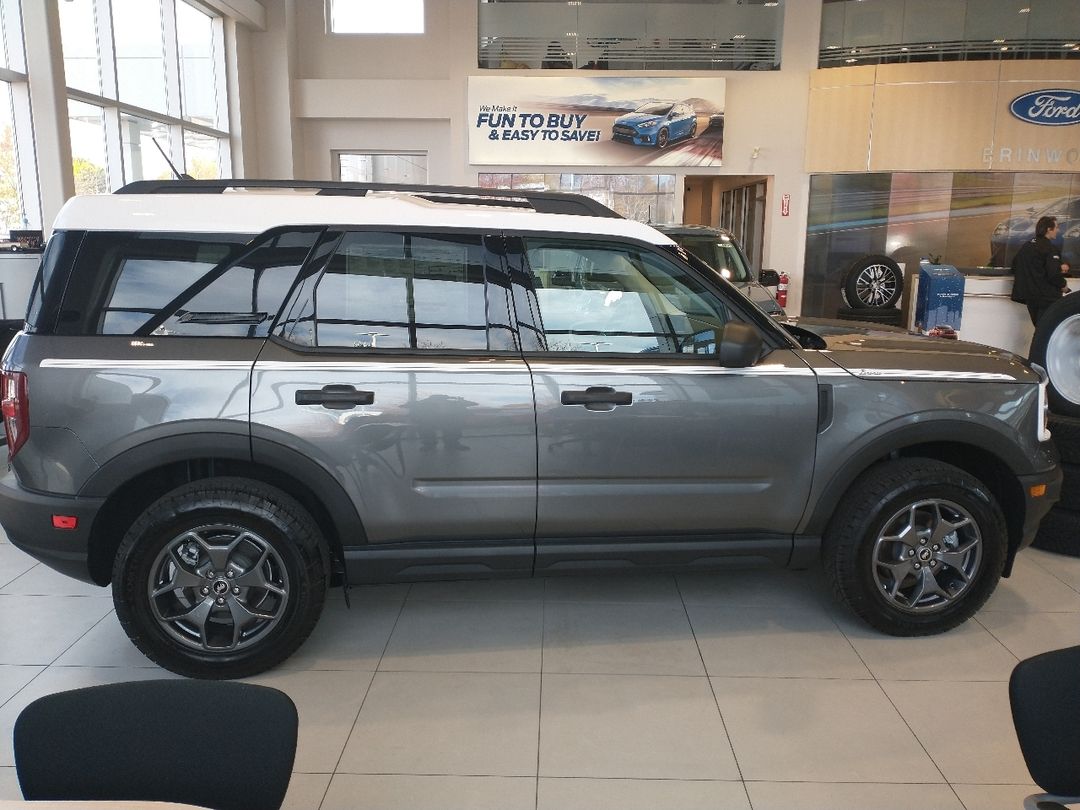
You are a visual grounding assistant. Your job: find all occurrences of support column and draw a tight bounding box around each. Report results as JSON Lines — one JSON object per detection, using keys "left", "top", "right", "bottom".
{"left": 22, "top": 0, "right": 75, "bottom": 233}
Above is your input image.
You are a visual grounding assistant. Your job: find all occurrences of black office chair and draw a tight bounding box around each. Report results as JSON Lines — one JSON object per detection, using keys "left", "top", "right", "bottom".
{"left": 14, "top": 679, "right": 298, "bottom": 810}
{"left": 1010, "top": 645, "right": 1080, "bottom": 810}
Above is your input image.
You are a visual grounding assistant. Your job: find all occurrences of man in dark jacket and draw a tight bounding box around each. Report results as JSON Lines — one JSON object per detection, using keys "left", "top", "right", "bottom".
{"left": 1011, "top": 215, "right": 1071, "bottom": 326}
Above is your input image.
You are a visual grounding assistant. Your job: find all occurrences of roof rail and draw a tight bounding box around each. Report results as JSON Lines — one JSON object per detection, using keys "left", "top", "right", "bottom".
{"left": 115, "top": 179, "right": 623, "bottom": 219}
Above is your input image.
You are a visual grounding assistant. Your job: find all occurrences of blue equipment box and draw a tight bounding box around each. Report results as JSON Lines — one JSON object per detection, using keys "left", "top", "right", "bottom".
{"left": 915, "top": 263, "right": 965, "bottom": 334}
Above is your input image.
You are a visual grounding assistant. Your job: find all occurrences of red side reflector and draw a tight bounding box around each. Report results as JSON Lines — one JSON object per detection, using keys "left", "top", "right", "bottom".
{"left": 52, "top": 515, "right": 78, "bottom": 530}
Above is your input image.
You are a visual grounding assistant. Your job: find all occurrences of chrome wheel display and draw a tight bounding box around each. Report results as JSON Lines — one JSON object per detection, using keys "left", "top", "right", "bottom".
{"left": 854, "top": 263, "right": 899, "bottom": 308}
{"left": 1046, "top": 313, "right": 1080, "bottom": 406}
{"left": 872, "top": 499, "right": 982, "bottom": 613}
{"left": 148, "top": 525, "right": 289, "bottom": 653}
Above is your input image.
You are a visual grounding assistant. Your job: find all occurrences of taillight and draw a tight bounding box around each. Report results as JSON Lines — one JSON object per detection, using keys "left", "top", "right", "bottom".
{"left": 1, "top": 370, "right": 28, "bottom": 458}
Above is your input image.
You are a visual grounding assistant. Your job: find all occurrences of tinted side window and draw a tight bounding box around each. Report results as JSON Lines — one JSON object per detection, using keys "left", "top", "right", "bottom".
{"left": 57, "top": 232, "right": 250, "bottom": 336}
{"left": 286, "top": 231, "right": 492, "bottom": 351}
{"left": 522, "top": 238, "right": 732, "bottom": 355}
{"left": 55, "top": 230, "right": 319, "bottom": 337}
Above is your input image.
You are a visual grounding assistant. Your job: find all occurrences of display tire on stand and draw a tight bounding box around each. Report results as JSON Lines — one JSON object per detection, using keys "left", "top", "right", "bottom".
{"left": 836, "top": 305, "right": 904, "bottom": 325}
{"left": 1029, "top": 294, "right": 1080, "bottom": 418}
{"left": 1031, "top": 506, "right": 1080, "bottom": 558}
{"left": 841, "top": 255, "right": 904, "bottom": 309}
{"left": 113, "top": 477, "right": 329, "bottom": 679}
{"left": 1049, "top": 413, "right": 1080, "bottom": 465}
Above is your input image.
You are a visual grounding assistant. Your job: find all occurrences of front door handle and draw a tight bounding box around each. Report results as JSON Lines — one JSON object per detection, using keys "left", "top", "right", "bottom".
{"left": 560, "top": 386, "right": 633, "bottom": 411}
{"left": 295, "top": 385, "right": 375, "bottom": 410}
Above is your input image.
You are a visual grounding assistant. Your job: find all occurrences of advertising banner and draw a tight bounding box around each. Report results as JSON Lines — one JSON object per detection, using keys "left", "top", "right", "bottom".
{"left": 468, "top": 76, "right": 725, "bottom": 167}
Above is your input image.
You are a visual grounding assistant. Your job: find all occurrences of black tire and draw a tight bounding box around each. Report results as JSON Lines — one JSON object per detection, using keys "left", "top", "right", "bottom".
{"left": 823, "top": 458, "right": 1006, "bottom": 636}
{"left": 689, "top": 120, "right": 697, "bottom": 138}
{"left": 1031, "top": 506, "right": 1080, "bottom": 557}
{"left": 835, "top": 304, "right": 903, "bottom": 324}
{"left": 113, "top": 477, "right": 329, "bottom": 679}
{"left": 657, "top": 127, "right": 669, "bottom": 148}
{"left": 841, "top": 255, "right": 904, "bottom": 309}
{"left": 1029, "top": 293, "right": 1080, "bottom": 418}
{"left": 1050, "top": 413, "right": 1080, "bottom": 464}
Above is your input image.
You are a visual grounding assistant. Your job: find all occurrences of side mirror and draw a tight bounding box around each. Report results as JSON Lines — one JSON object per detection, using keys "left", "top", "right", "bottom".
{"left": 718, "top": 322, "right": 763, "bottom": 368}
{"left": 759, "top": 269, "right": 781, "bottom": 287}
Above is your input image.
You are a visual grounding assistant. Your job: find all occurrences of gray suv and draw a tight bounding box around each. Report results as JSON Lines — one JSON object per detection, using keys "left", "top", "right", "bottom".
{"left": 0, "top": 180, "right": 1062, "bottom": 679}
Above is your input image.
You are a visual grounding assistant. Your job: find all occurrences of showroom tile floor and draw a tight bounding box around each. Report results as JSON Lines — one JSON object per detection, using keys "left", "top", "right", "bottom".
{"left": 3, "top": 527, "right": 1080, "bottom": 810}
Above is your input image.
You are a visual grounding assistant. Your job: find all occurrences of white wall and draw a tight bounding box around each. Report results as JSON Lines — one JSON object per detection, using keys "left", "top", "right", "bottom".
{"left": 242, "top": 0, "right": 822, "bottom": 313}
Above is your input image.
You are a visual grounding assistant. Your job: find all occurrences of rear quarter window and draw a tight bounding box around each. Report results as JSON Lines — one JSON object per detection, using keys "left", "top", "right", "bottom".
{"left": 54, "top": 230, "right": 320, "bottom": 337}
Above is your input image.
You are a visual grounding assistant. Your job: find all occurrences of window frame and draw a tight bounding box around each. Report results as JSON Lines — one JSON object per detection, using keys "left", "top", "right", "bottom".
{"left": 506, "top": 231, "right": 789, "bottom": 360}
{"left": 0, "top": 0, "right": 40, "bottom": 230}
{"left": 274, "top": 226, "right": 518, "bottom": 357}
{"left": 63, "top": 0, "right": 232, "bottom": 193}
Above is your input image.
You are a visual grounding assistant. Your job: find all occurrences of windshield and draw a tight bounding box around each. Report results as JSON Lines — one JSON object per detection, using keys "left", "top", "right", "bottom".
{"left": 676, "top": 237, "right": 753, "bottom": 283}
{"left": 634, "top": 103, "right": 673, "bottom": 116}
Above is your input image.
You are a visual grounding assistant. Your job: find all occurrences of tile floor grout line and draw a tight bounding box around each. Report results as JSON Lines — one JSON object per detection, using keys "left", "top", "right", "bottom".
{"left": 972, "top": 614, "right": 1021, "bottom": 666}
{"left": 0, "top": 562, "right": 41, "bottom": 593}
{"left": 319, "top": 583, "right": 413, "bottom": 810}
{"left": 1019, "top": 551, "right": 1080, "bottom": 596}
{"left": 674, "top": 574, "right": 753, "bottom": 810}
{"left": 829, "top": 610, "right": 965, "bottom": 807}
{"left": 45, "top": 605, "right": 122, "bottom": 669}
{"left": 534, "top": 593, "right": 545, "bottom": 810}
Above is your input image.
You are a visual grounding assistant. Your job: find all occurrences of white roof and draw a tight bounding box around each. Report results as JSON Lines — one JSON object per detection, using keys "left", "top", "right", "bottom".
{"left": 52, "top": 191, "right": 675, "bottom": 245}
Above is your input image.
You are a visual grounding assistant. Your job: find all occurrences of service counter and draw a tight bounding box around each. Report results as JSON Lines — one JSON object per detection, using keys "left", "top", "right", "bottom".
{"left": 957, "top": 275, "right": 1080, "bottom": 359}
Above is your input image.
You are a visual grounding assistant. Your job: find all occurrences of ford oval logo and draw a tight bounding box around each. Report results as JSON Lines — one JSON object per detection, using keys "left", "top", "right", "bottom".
{"left": 1009, "top": 89, "right": 1080, "bottom": 126}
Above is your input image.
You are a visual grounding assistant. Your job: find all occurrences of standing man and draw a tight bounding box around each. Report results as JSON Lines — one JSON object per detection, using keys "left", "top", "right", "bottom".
{"left": 1011, "top": 216, "right": 1071, "bottom": 326}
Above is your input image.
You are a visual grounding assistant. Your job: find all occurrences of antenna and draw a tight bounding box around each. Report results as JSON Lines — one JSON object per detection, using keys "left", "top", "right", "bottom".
{"left": 151, "top": 138, "right": 194, "bottom": 181}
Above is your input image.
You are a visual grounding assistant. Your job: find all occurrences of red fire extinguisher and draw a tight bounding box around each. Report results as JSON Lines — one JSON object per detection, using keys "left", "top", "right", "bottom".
{"left": 775, "top": 271, "right": 789, "bottom": 309}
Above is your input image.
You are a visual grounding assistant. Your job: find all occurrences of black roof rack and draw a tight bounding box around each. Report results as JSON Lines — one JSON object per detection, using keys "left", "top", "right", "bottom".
{"left": 115, "top": 179, "right": 623, "bottom": 219}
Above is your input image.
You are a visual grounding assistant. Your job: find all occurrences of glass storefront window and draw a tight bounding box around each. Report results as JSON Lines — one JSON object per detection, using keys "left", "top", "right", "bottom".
{"left": 177, "top": 1, "right": 219, "bottom": 128}
{"left": 478, "top": 0, "right": 783, "bottom": 71}
{"left": 338, "top": 153, "right": 428, "bottom": 184}
{"left": 478, "top": 173, "right": 675, "bottom": 223}
{"left": 803, "top": 171, "right": 1080, "bottom": 317}
{"left": 68, "top": 99, "right": 108, "bottom": 196}
{"left": 58, "top": 0, "right": 100, "bottom": 95}
{"left": 820, "top": 0, "right": 1080, "bottom": 66}
{"left": 121, "top": 114, "right": 171, "bottom": 183}
{"left": 0, "top": 82, "right": 24, "bottom": 233}
{"left": 113, "top": 0, "right": 167, "bottom": 113}
{"left": 330, "top": 0, "right": 424, "bottom": 34}
{"left": 183, "top": 130, "right": 221, "bottom": 179}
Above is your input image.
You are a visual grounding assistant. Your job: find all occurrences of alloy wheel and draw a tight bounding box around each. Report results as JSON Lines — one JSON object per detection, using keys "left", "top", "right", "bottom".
{"left": 148, "top": 524, "right": 290, "bottom": 652}
{"left": 871, "top": 498, "right": 983, "bottom": 613}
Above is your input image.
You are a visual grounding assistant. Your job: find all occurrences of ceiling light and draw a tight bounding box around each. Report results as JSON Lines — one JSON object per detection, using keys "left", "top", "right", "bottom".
{"left": 900, "top": 46, "right": 909, "bottom": 51}
{"left": 1064, "top": 43, "right": 1077, "bottom": 48}
{"left": 993, "top": 38, "right": 1006, "bottom": 43}
{"left": 845, "top": 57, "right": 857, "bottom": 63}
{"left": 1001, "top": 45, "right": 1009, "bottom": 51}
{"left": 1018, "top": 6, "right": 1030, "bottom": 12}
{"left": 764, "top": 1, "right": 779, "bottom": 5}
{"left": 732, "top": 34, "right": 746, "bottom": 40}
{"left": 826, "top": 45, "right": 840, "bottom": 49}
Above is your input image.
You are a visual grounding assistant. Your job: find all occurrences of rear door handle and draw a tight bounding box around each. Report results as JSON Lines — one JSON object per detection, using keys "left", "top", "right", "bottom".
{"left": 560, "top": 386, "right": 633, "bottom": 411}
{"left": 295, "top": 385, "right": 375, "bottom": 410}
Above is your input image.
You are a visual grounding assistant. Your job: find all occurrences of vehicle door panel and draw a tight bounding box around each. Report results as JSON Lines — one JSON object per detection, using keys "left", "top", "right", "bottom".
{"left": 507, "top": 236, "right": 819, "bottom": 540}
{"left": 251, "top": 230, "right": 537, "bottom": 547}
